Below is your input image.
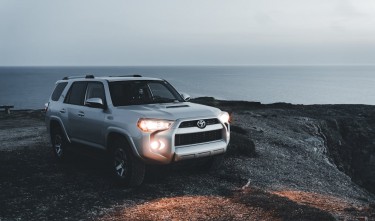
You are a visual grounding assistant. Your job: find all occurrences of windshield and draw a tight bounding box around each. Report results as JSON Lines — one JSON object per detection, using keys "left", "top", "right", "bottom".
{"left": 109, "top": 80, "right": 184, "bottom": 106}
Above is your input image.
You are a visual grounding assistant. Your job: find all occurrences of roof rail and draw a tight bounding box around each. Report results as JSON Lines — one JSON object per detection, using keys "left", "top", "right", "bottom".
{"left": 108, "top": 74, "right": 142, "bottom": 77}
{"left": 62, "top": 74, "right": 95, "bottom": 80}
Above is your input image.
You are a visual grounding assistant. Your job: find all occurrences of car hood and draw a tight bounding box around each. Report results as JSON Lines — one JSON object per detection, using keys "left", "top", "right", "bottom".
{"left": 114, "top": 102, "right": 221, "bottom": 120}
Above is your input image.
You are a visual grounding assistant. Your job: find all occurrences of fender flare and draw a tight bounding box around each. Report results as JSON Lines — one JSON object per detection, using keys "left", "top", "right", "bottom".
{"left": 49, "top": 116, "right": 71, "bottom": 143}
{"left": 105, "top": 127, "right": 142, "bottom": 159}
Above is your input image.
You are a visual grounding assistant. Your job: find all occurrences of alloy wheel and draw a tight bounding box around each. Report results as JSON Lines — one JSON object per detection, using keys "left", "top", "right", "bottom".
{"left": 114, "top": 149, "right": 128, "bottom": 178}
{"left": 54, "top": 134, "right": 63, "bottom": 157}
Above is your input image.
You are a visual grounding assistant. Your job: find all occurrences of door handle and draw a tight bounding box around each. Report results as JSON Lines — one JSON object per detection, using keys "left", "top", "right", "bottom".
{"left": 60, "top": 109, "right": 66, "bottom": 113}
{"left": 78, "top": 111, "right": 85, "bottom": 117}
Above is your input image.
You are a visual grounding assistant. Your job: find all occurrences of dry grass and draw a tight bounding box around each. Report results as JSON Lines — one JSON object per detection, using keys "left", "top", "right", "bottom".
{"left": 101, "top": 195, "right": 277, "bottom": 221}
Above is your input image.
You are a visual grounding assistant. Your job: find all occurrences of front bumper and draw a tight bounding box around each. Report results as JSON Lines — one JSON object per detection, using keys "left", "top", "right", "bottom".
{"left": 133, "top": 117, "right": 230, "bottom": 164}
{"left": 174, "top": 140, "right": 227, "bottom": 161}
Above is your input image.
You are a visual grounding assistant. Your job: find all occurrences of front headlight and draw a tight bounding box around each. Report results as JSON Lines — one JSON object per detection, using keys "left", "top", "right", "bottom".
{"left": 137, "top": 119, "right": 174, "bottom": 132}
{"left": 219, "top": 111, "right": 230, "bottom": 123}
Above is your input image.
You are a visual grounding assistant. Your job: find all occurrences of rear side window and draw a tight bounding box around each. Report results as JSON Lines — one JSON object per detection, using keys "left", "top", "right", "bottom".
{"left": 51, "top": 82, "right": 68, "bottom": 101}
{"left": 64, "top": 82, "right": 88, "bottom": 105}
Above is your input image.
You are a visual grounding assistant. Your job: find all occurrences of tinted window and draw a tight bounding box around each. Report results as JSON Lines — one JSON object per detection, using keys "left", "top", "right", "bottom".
{"left": 109, "top": 80, "right": 183, "bottom": 106}
{"left": 85, "top": 82, "right": 106, "bottom": 103}
{"left": 148, "top": 82, "right": 176, "bottom": 100}
{"left": 51, "top": 82, "right": 68, "bottom": 101}
{"left": 65, "top": 82, "right": 88, "bottom": 105}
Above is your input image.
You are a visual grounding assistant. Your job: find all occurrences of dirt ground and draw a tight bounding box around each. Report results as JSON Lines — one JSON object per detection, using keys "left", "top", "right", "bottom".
{"left": 0, "top": 106, "right": 374, "bottom": 221}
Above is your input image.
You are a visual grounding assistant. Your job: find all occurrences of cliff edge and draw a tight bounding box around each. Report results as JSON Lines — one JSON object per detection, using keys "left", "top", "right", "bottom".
{"left": 0, "top": 100, "right": 374, "bottom": 220}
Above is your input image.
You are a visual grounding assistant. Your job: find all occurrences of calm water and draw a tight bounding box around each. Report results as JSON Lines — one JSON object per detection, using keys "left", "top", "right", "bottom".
{"left": 0, "top": 65, "right": 375, "bottom": 109}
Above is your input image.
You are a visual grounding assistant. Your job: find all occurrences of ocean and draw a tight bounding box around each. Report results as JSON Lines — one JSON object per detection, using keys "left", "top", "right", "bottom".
{"left": 0, "top": 65, "right": 374, "bottom": 109}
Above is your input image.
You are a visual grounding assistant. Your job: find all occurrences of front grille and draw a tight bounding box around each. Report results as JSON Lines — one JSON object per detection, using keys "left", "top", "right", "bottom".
{"left": 175, "top": 129, "right": 222, "bottom": 146}
{"left": 179, "top": 118, "right": 220, "bottom": 128}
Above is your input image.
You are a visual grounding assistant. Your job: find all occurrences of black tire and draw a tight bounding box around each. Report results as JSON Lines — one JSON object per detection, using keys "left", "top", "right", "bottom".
{"left": 111, "top": 138, "right": 145, "bottom": 187}
{"left": 51, "top": 127, "right": 70, "bottom": 162}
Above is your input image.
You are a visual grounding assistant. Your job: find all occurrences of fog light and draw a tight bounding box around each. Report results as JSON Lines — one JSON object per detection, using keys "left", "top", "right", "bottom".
{"left": 151, "top": 141, "right": 159, "bottom": 150}
{"left": 150, "top": 140, "right": 165, "bottom": 151}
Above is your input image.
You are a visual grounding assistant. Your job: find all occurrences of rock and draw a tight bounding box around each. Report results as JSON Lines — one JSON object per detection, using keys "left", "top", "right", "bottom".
{"left": 231, "top": 125, "right": 248, "bottom": 135}
{"left": 321, "top": 116, "right": 375, "bottom": 194}
{"left": 227, "top": 132, "right": 256, "bottom": 157}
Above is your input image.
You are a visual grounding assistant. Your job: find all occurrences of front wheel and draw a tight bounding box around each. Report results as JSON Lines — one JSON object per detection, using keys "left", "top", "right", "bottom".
{"left": 111, "top": 138, "right": 145, "bottom": 187}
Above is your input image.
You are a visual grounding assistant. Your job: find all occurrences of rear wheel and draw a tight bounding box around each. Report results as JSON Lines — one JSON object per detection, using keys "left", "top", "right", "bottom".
{"left": 111, "top": 138, "right": 145, "bottom": 187}
{"left": 51, "top": 127, "right": 69, "bottom": 162}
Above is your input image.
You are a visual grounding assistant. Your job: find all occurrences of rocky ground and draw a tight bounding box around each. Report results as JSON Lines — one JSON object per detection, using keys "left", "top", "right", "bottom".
{"left": 0, "top": 99, "right": 374, "bottom": 221}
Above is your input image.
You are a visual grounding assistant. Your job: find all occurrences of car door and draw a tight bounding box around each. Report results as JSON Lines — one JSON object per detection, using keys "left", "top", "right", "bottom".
{"left": 64, "top": 81, "right": 88, "bottom": 141}
{"left": 78, "top": 82, "right": 107, "bottom": 146}
{"left": 64, "top": 81, "right": 107, "bottom": 147}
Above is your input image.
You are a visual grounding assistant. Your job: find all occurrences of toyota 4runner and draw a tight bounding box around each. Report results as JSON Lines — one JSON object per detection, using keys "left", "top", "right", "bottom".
{"left": 45, "top": 75, "right": 230, "bottom": 186}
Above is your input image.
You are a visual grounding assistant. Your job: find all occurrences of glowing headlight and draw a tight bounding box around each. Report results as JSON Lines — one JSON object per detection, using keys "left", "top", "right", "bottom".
{"left": 219, "top": 111, "right": 230, "bottom": 123}
{"left": 137, "top": 119, "right": 174, "bottom": 132}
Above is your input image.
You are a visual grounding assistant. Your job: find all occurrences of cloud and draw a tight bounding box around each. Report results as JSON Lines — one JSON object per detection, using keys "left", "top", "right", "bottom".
{"left": 0, "top": 0, "right": 375, "bottom": 65}
{"left": 335, "top": 0, "right": 364, "bottom": 18}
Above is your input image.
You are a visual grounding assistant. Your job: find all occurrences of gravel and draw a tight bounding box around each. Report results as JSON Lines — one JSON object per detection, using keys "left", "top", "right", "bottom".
{"left": 0, "top": 106, "right": 374, "bottom": 221}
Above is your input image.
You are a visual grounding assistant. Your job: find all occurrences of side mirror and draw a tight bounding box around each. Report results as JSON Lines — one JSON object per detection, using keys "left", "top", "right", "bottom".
{"left": 85, "top": 98, "right": 105, "bottom": 109}
{"left": 180, "top": 93, "right": 191, "bottom": 101}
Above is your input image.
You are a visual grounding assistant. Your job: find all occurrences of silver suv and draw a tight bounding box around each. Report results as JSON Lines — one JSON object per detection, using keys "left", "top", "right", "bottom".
{"left": 45, "top": 75, "right": 230, "bottom": 186}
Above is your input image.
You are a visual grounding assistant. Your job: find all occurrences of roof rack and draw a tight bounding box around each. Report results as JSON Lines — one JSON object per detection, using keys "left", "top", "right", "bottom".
{"left": 108, "top": 75, "right": 142, "bottom": 77}
{"left": 62, "top": 75, "right": 95, "bottom": 80}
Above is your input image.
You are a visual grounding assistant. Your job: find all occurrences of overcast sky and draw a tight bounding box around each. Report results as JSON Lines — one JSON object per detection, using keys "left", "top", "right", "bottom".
{"left": 1, "top": 0, "right": 375, "bottom": 65}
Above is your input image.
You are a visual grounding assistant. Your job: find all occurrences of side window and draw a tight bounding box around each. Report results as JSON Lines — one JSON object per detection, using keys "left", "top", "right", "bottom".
{"left": 64, "top": 82, "right": 88, "bottom": 105}
{"left": 85, "top": 82, "right": 106, "bottom": 103}
{"left": 51, "top": 82, "right": 68, "bottom": 101}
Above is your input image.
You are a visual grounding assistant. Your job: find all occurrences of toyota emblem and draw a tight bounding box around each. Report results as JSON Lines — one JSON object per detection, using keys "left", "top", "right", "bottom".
{"left": 197, "top": 119, "right": 206, "bottom": 129}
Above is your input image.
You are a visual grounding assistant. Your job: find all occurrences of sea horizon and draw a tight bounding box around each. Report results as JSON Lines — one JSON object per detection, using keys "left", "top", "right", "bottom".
{"left": 1, "top": 65, "right": 375, "bottom": 109}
